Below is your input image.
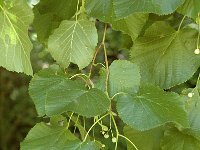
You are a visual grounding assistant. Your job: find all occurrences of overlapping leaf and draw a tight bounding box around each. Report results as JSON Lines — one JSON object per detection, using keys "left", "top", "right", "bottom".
{"left": 20, "top": 123, "right": 99, "bottom": 150}
{"left": 183, "top": 88, "right": 200, "bottom": 140}
{"left": 116, "top": 84, "right": 189, "bottom": 131}
{"left": 85, "top": 0, "right": 148, "bottom": 40}
{"left": 47, "top": 87, "right": 110, "bottom": 117}
{"left": 29, "top": 67, "right": 71, "bottom": 116}
{"left": 33, "top": 0, "right": 78, "bottom": 41}
{"left": 85, "top": 0, "right": 113, "bottom": 23}
{"left": 109, "top": 60, "right": 140, "bottom": 97}
{"left": 29, "top": 68, "right": 110, "bottom": 117}
{"left": 178, "top": 0, "right": 200, "bottom": 20}
{"left": 0, "top": 0, "right": 33, "bottom": 75}
{"left": 48, "top": 19, "right": 98, "bottom": 69}
{"left": 111, "top": 13, "right": 148, "bottom": 40}
{"left": 113, "top": 0, "right": 185, "bottom": 19}
{"left": 124, "top": 125, "right": 164, "bottom": 150}
{"left": 131, "top": 21, "right": 200, "bottom": 89}
{"left": 187, "top": 89, "right": 200, "bottom": 133}
{"left": 161, "top": 127, "right": 200, "bottom": 150}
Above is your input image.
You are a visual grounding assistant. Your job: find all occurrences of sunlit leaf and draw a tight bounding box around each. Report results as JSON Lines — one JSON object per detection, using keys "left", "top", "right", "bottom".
{"left": 48, "top": 19, "right": 98, "bottom": 69}
{"left": 131, "top": 21, "right": 200, "bottom": 89}
{"left": 0, "top": 0, "right": 33, "bottom": 75}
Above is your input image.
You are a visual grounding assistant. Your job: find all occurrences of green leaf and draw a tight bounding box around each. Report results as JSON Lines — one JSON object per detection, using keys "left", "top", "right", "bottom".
{"left": 184, "top": 88, "right": 200, "bottom": 140}
{"left": 20, "top": 123, "right": 99, "bottom": 150}
{"left": 161, "top": 127, "right": 200, "bottom": 150}
{"left": 47, "top": 88, "right": 110, "bottom": 117}
{"left": 131, "top": 21, "right": 200, "bottom": 89}
{"left": 178, "top": 0, "right": 200, "bottom": 20}
{"left": 29, "top": 67, "right": 72, "bottom": 116}
{"left": 116, "top": 84, "right": 189, "bottom": 131}
{"left": 109, "top": 60, "right": 140, "bottom": 97}
{"left": 187, "top": 89, "right": 200, "bottom": 131}
{"left": 85, "top": 0, "right": 148, "bottom": 41}
{"left": 0, "top": 0, "right": 33, "bottom": 75}
{"left": 113, "top": 0, "right": 185, "bottom": 19}
{"left": 111, "top": 13, "right": 148, "bottom": 40}
{"left": 33, "top": 0, "right": 78, "bottom": 42}
{"left": 124, "top": 125, "right": 164, "bottom": 150}
{"left": 48, "top": 19, "right": 98, "bottom": 69}
{"left": 85, "top": 0, "right": 113, "bottom": 23}
{"left": 29, "top": 68, "right": 110, "bottom": 117}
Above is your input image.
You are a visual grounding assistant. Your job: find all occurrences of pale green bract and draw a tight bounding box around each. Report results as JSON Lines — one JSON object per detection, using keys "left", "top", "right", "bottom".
{"left": 116, "top": 84, "right": 189, "bottom": 131}
{"left": 113, "top": 0, "right": 185, "bottom": 19}
{"left": 109, "top": 60, "right": 141, "bottom": 97}
{"left": 29, "top": 68, "right": 110, "bottom": 117}
{"left": 20, "top": 123, "right": 99, "bottom": 150}
{"left": 48, "top": 19, "right": 98, "bottom": 69}
{"left": 0, "top": 0, "right": 33, "bottom": 75}
{"left": 131, "top": 21, "right": 200, "bottom": 89}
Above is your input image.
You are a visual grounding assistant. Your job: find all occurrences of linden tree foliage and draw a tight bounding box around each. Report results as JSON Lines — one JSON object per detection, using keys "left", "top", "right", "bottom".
{"left": 131, "top": 21, "right": 200, "bottom": 89}
{"left": 48, "top": 19, "right": 98, "bottom": 69}
{"left": 0, "top": 0, "right": 33, "bottom": 75}
{"left": 178, "top": 0, "right": 200, "bottom": 20}
{"left": 33, "top": 0, "right": 78, "bottom": 42}
{"left": 1, "top": 0, "right": 200, "bottom": 149}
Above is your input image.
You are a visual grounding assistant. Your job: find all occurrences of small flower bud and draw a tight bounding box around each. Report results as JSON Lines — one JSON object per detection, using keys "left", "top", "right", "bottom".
{"left": 102, "top": 125, "right": 108, "bottom": 131}
{"left": 194, "top": 48, "right": 200, "bottom": 55}
{"left": 104, "top": 134, "right": 109, "bottom": 139}
{"left": 102, "top": 144, "right": 105, "bottom": 148}
{"left": 188, "top": 92, "right": 194, "bottom": 98}
{"left": 112, "top": 137, "right": 117, "bottom": 143}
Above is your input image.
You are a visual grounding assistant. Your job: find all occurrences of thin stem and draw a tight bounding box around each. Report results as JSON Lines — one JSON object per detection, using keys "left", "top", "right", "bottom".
{"left": 88, "top": 24, "right": 108, "bottom": 79}
{"left": 82, "top": 0, "right": 85, "bottom": 9}
{"left": 102, "top": 24, "right": 109, "bottom": 95}
{"left": 83, "top": 113, "right": 109, "bottom": 142}
{"left": 75, "top": 0, "right": 80, "bottom": 21}
{"left": 73, "top": 115, "right": 80, "bottom": 134}
{"left": 89, "top": 43, "right": 103, "bottom": 78}
{"left": 109, "top": 113, "right": 112, "bottom": 130}
{"left": 111, "top": 114, "right": 119, "bottom": 150}
{"left": 177, "top": 16, "right": 186, "bottom": 32}
{"left": 93, "top": 117, "right": 95, "bottom": 140}
{"left": 118, "top": 134, "right": 139, "bottom": 150}
{"left": 83, "top": 117, "right": 86, "bottom": 130}
{"left": 67, "top": 112, "right": 74, "bottom": 129}
{"left": 111, "top": 92, "right": 127, "bottom": 100}
{"left": 70, "top": 73, "right": 88, "bottom": 80}
{"left": 70, "top": 73, "right": 94, "bottom": 88}
{"left": 197, "top": 13, "right": 200, "bottom": 49}
{"left": 80, "top": 0, "right": 86, "bottom": 13}
{"left": 93, "top": 63, "right": 106, "bottom": 68}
